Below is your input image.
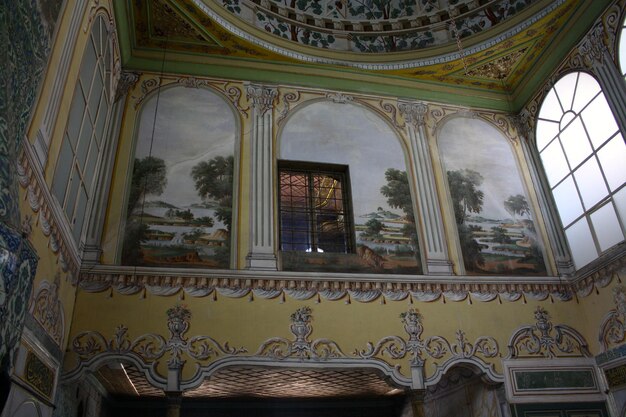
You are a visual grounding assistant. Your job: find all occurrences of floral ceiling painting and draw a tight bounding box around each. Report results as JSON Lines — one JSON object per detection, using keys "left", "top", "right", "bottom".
{"left": 438, "top": 117, "right": 547, "bottom": 275}
{"left": 279, "top": 101, "right": 422, "bottom": 274}
{"left": 122, "top": 87, "right": 236, "bottom": 269}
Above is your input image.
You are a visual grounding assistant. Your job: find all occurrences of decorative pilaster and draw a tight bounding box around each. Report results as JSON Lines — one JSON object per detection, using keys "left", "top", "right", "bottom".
{"left": 246, "top": 84, "right": 278, "bottom": 270}
{"left": 578, "top": 24, "right": 626, "bottom": 140}
{"left": 513, "top": 111, "right": 575, "bottom": 276}
{"left": 398, "top": 100, "right": 453, "bottom": 275}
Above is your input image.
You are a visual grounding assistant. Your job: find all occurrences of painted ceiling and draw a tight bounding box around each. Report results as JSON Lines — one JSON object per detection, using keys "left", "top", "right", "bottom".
{"left": 115, "top": 0, "right": 606, "bottom": 110}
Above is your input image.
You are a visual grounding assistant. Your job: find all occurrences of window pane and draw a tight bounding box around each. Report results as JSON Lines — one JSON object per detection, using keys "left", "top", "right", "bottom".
{"left": 79, "top": 39, "right": 97, "bottom": 89}
{"left": 572, "top": 72, "right": 601, "bottom": 113}
{"left": 536, "top": 119, "right": 559, "bottom": 151}
{"left": 582, "top": 94, "right": 619, "bottom": 149}
{"left": 72, "top": 186, "right": 88, "bottom": 242}
{"left": 77, "top": 113, "right": 93, "bottom": 168}
{"left": 66, "top": 167, "right": 81, "bottom": 217}
{"left": 84, "top": 144, "right": 99, "bottom": 195}
{"left": 94, "top": 93, "right": 109, "bottom": 148}
{"left": 565, "top": 218, "right": 597, "bottom": 269}
{"left": 553, "top": 175, "right": 583, "bottom": 227}
{"left": 554, "top": 72, "right": 577, "bottom": 112}
{"left": 538, "top": 89, "right": 562, "bottom": 122}
{"left": 540, "top": 140, "right": 569, "bottom": 186}
{"left": 591, "top": 202, "right": 624, "bottom": 252}
{"left": 560, "top": 116, "right": 592, "bottom": 169}
{"left": 573, "top": 157, "right": 608, "bottom": 210}
{"left": 67, "top": 87, "right": 85, "bottom": 147}
{"left": 597, "top": 134, "right": 626, "bottom": 191}
{"left": 88, "top": 76, "right": 103, "bottom": 119}
{"left": 52, "top": 136, "right": 73, "bottom": 203}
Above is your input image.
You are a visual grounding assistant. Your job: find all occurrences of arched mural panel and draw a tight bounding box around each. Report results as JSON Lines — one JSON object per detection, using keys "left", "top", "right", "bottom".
{"left": 279, "top": 100, "right": 422, "bottom": 274}
{"left": 438, "top": 117, "right": 547, "bottom": 276}
{"left": 121, "top": 86, "right": 237, "bottom": 269}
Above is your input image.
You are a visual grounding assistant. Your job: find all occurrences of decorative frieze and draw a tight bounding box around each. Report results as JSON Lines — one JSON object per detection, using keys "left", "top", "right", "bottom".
{"left": 255, "top": 307, "right": 346, "bottom": 359}
{"left": 507, "top": 307, "right": 591, "bottom": 358}
{"left": 65, "top": 306, "right": 507, "bottom": 394}
{"left": 71, "top": 305, "right": 246, "bottom": 379}
{"left": 355, "top": 308, "right": 499, "bottom": 369}
{"left": 79, "top": 264, "right": 590, "bottom": 303}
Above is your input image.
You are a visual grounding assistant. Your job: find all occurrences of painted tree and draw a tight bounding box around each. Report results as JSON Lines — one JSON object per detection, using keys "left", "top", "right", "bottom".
{"left": 380, "top": 168, "right": 419, "bottom": 251}
{"left": 364, "top": 218, "right": 384, "bottom": 237}
{"left": 447, "top": 169, "right": 486, "bottom": 271}
{"left": 127, "top": 156, "right": 167, "bottom": 214}
{"left": 447, "top": 169, "right": 484, "bottom": 225}
{"left": 256, "top": 12, "right": 335, "bottom": 48}
{"left": 348, "top": 0, "right": 416, "bottom": 19}
{"left": 191, "top": 155, "right": 234, "bottom": 232}
{"left": 504, "top": 194, "right": 530, "bottom": 220}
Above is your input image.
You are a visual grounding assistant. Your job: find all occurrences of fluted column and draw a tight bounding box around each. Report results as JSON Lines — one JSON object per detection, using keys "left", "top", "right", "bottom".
{"left": 398, "top": 100, "right": 453, "bottom": 275}
{"left": 578, "top": 24, "right": 626, "bottom": 138}
{"left": 245, "top": 84, "right": 278, "bottom": 270}
{"left": 512, "top": 113, "right": 575, "bottom": 276}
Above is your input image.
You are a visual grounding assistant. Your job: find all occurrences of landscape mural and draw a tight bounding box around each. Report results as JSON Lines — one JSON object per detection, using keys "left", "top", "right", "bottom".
{"left": 122, "top": 87, "right": 236, "bottom": 269}
{"left": 438, "top": 117, "right": 547, "bottom": 275}
{"left": 280, "top": 101, "right": 422, "bottom": 274}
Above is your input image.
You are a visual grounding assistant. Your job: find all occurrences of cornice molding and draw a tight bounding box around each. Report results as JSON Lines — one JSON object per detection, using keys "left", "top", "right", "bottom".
{"left": 18, "top": 142, "right": 79, "bottom": 276}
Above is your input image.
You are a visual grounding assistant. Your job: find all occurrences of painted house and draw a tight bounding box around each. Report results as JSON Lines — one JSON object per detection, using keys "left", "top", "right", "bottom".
{"left": 2, "top": 0, "right": 626, "bottom": 416}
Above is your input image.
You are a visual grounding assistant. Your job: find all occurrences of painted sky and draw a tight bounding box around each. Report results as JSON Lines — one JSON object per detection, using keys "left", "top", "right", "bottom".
{"left": 280, "top": 101, "right": 408, "bottom": 218}
{"left": 438, "top": 117, "right": 529, "bottom": 220}
{"left": 135, "top": 87, "right": 236, "bottom": 207}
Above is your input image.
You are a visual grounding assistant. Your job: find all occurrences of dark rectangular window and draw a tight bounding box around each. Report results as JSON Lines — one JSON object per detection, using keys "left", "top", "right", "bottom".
{"left": 278, "top": 161, "right": 354, "bottom": 253}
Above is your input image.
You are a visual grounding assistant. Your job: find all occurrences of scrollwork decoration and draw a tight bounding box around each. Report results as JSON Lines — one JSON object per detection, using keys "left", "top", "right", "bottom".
{"left": 380, "top": 101, "right": 405, "bottom": 129}
{"left": 71, "top": 305, "right": 246, "bottom": 370}
{"left": 507, "top": 306, "right": 590, "bottom": 358}
{"left": 355, "top": 308, "right": 499, "bottom": 366}
{"left": 599, "top": 285, "right": 626, "bottom": 351}
{"left": 277, "top": 91, "right": 300, "bottom": 124}
{"left": 254, "top": 307, "right": 346, "bottom": 360}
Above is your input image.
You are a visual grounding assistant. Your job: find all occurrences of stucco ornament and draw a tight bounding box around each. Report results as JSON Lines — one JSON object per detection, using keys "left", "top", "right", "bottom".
{"left": 71, "top": 305, "right": 246, "bottom": 371}
{"left": 356, "top": 308, "right": 499, "bottom": 367}
{"left": 254, "top": 306, "right": 346, "bottom": 359}
{"left": 30, "top": 272, "right": 65, "bottom": 345}
{"left": 599, "top": 285, "right": 626, "bottom": 351}
{"left": 507, "top": 307, "right": 590, "bottom": 358}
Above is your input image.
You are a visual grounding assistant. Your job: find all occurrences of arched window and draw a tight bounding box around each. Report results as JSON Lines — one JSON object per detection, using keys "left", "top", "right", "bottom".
{"left": 51, "top": 16, "right": 114, "bottom": 243}
{"left": 536, "top": 72, "right": 626, "bottom": 269}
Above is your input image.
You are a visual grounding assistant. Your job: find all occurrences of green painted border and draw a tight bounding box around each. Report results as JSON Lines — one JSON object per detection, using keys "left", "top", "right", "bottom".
{"left": 511, "top": 401, "right": 609, "bottom": 417}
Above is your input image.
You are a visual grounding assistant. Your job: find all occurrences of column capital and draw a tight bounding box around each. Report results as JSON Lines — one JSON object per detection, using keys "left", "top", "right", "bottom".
{"left": 509, "top": 109, "right": 532, "bottom": 142}
{"left": 114, "top": 71, "right": 140, "bottom": 102}
{"left": 398, "top": 101, "right": 428, "bottom": 128}
{"left": 246, "top": 84, "right": 278, "bottom": 116}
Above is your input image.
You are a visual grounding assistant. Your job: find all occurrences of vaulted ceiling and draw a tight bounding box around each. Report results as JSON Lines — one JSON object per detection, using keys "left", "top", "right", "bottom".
{"left": 114, "top": 0, "right": 605, "bottom": 111}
